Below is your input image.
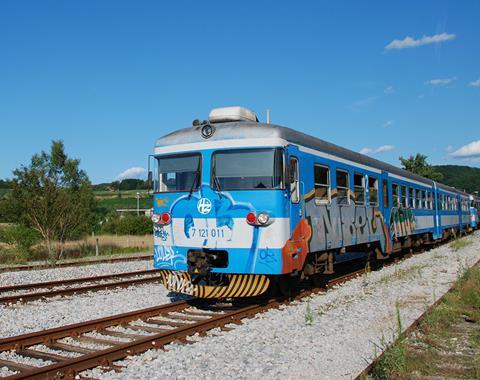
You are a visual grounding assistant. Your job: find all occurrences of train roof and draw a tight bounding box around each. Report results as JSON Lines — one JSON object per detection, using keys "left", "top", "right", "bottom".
{"left": 155, "top": 121, "right": 469, "bottom": 197}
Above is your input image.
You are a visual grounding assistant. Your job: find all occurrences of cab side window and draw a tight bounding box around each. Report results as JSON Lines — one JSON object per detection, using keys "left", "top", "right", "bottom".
{"left": 289, "top": 157, "right": 299, "bottom": 204}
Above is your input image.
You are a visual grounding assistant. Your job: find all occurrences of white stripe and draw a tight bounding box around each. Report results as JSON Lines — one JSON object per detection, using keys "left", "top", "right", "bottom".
{"left": 298, "top": 145, "right": 382, "bottom": 174}
{"left": 388, "top": 173, "right": 430, "bottom": 187}
{"left": 154, "top": 138, "right": 288, "bottom": 155}
{"left": 154, "top": 217, "right": 289, "bottom": 249}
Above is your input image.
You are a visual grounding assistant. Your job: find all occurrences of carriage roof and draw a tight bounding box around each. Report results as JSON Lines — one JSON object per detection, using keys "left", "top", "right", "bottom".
{"left": 155, "top": 121, "right": 467, "bottom": 197}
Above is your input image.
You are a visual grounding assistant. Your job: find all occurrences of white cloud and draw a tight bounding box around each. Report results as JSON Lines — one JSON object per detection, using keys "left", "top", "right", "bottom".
{"left": 384, "top": 85, "right": 395, "bottom": 94}
{"left": 359, "top": 145, "right": 395, "bottom": 155}
{"left": 385, "top": 32, "right": 456, "bottom": 50}
{"left": 469, "top": 78, "right": 480, "bottom": 88}
{"left": 116, "top": 167, "right": 146, "bottom": 181}
{"left": 383, "top": 120, "right": 394, "bottom": 128}
{"left": 348, "top": 96, "right": 378, "bottom": 110}
{"left": 425, "top": 77, "right": 456, "bottom": 86}
{"left": 450, "top": 140, "right": 480, "bottom": 158}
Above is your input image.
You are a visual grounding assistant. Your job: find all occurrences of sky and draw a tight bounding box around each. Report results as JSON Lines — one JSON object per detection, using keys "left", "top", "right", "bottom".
{"left": 0, "top": 1, "right": 479, "bottom": 183}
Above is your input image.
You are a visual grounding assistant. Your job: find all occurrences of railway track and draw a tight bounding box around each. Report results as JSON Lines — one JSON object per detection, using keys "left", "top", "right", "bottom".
{"left": 0, "top": 239, "right": 460, "bottom": 379}
{"left": 0, "top": 270, "right": 162, "bottom": 304}
{"left": 0, "top": 254, "right": 153, "bottom": 274}
{"left": 0, "top": 268, "right": 365, "bottom": 379}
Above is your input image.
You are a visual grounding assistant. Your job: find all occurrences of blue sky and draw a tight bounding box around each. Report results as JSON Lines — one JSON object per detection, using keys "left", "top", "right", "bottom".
{"left": 1, "top": 1, "right": 479, "bottom": 183}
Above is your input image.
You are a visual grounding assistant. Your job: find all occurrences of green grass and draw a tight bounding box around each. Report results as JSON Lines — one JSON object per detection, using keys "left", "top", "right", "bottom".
{"left": 97, "top": 196, "right": 152, "bottom": 212}
{"left": 450, "top": 236, "right": 473, "bottom": 251}
{"left": 371, "top": 265, "right": 480, "bottom": 379}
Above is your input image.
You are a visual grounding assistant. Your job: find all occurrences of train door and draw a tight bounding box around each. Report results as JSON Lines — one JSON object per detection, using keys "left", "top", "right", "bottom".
{"left": 380, "top": 171, "right": 390, "bottom": 225}
{"left": 287, "top": 147, "right": 302, "bottom": 235}
{"left": 433, "top": 182, "right": 441, "bottom": 239}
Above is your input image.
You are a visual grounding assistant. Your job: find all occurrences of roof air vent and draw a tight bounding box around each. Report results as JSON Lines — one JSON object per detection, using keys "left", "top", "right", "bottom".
{"left": 208, "top": 106, "right": 258, "bottom": 123}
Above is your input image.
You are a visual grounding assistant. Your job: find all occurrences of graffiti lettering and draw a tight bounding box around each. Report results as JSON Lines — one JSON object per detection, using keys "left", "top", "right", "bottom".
{"left": 166, "top": 273, "right": 194, "bottom": 295}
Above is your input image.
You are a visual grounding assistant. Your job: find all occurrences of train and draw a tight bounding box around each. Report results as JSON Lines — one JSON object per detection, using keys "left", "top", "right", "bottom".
{"left": 148, "top": 106, "right": 480, "bottom": 298}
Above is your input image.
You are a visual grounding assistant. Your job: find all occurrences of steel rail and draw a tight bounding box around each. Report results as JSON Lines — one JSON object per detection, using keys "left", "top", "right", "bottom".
{"left": 0, "top": 254, "right": 153, "bottom": 273}
{"left": 0, "top": 274, "right": 163, "bottom": 304}
{"left": 0, "top": 269, "right": 159, "bottom": 293}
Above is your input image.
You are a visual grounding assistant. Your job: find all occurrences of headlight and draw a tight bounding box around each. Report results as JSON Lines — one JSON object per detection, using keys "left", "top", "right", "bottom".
{"left": 257, "top": 212, "right": 270, "bottom": 225}
{"left": 151, "top": 213, "right": 161, "bottom": 224}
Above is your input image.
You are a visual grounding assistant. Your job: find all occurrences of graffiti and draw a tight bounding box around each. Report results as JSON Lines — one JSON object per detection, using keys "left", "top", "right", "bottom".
{"left": 154, "top": 226, "right": 169, "bottom": 241}
{"left": 154, "top": 245, "right": 185, "bottom": 269}
{"left": 259, "top": 248, "right": 277, "bottom": 263}
{"left": 155, "top": 196, "right": 170, "bottom": 207}
{"left": 306, "top": 198, "right": 386, "bottom": 252}
{"left": 389, "top": 207, "right": 416, "bottom": 238}
{"left": 166, "top": 272, "right": 194, "bottom": 295}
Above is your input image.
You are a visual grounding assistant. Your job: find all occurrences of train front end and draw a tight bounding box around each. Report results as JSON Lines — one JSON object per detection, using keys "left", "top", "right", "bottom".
{"left": 151, "top": 108, "right": 290, "bottom": 298}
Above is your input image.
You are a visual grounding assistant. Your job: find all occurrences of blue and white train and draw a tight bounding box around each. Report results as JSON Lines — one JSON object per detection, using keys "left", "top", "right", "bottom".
{"left": 148, "top": 106, "right": 480, "bottom": 298}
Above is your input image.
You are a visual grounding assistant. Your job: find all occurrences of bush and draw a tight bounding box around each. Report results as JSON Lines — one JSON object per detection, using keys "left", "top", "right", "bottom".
{"left": 100, "top": 215, "right": 152, "bottom": 235}
{"left": 0, "top": 224, "right": 41, "bottom": 262}
{"left": 0, "top": 225, "right": 40, "bottom": 252}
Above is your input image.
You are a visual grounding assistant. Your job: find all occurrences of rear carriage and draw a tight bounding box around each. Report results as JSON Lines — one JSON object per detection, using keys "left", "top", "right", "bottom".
{"left": 149, "top": 107, "right": 477, "bottom": 298}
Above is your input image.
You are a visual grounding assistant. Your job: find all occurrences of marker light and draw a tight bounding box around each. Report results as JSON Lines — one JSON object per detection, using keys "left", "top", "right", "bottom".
{"left": 151, "top": 213, "right": 161, "bottom": 224}
{"left": 257, "top": 212, "right": 270, "bottom": 225}
{"left": 246, "top": 212, "right": 257, "bottom": 225}
{"left": 161, "top": 212, "right": 172, "bottom": 225}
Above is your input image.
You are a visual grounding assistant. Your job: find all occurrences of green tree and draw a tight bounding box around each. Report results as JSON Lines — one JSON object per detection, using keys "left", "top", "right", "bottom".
{"left": 7, "top": 140, "right": 96, "bottom": 260}
{"left": 399, "top": 154, "right": 444, "bottom": 182}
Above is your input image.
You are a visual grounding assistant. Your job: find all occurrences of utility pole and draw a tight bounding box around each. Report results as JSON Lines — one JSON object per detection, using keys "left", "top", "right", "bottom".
{"left": 136, "top": 192, "right": 140, "bottom": 216}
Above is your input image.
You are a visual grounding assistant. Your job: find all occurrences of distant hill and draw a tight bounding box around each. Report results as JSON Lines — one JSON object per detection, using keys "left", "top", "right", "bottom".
{"left": 434, "top": 165, "right": 480, "bottom": 194}
{"left": 92, "top": 179, "right": 147, "bottom": 191}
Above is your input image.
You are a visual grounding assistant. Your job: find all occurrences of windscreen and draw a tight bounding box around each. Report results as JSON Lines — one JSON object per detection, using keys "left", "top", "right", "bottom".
{"left": 212, "top": 148, "right": 283, "bottom": 190}
{"left": 155, "top": 153, "right": 200, "bottom": 192}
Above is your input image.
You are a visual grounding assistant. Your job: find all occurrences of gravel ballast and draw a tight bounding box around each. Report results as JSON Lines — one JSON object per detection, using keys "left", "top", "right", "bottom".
{"left": 83, "top": 232, "right": 480, "bottom": 379}
{"left": 0, "top": 260, "right": 153, "bottom": 287}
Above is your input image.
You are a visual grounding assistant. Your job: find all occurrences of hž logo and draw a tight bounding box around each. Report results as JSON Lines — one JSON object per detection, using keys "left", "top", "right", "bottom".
{"left": 197, "top": 197, "right": 212, "bottom": 215}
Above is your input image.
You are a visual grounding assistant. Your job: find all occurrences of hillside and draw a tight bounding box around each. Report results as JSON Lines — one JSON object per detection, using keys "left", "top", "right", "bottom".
{"left": 434, "top": 165, "right": 480, "bottom": 194}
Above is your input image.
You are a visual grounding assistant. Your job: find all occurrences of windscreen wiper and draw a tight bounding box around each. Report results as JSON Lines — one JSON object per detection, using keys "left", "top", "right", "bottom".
{"left": 187, "top": 160, "right": 201, "bottom": 200}
{"left": 212, "top": 162, "right": 223, "bottom": 199}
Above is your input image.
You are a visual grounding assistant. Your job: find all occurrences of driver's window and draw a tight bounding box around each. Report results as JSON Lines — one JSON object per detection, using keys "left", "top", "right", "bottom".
{"left": 290, "top": 157, "right": 299, "bottom": 204}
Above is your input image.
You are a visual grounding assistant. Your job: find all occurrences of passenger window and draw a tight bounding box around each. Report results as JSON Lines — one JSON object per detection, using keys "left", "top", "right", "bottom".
{"left": 392, "top": 183, "right": 400, "bottom": 207}
{"left": 354, "top": 173, "right": 365, "bottom": 205}
{"left": 289, "top": 157, "right": 299, "bottom": 204}
{"left": 314, "top": 165, "right": 330, "bottom": 204}
{"left": 401, "top": 185, "right": 407, "bottom": 208}
{"left": 416, "top": 189, "right": 422, "bottom": 209}
{"left": 336, "top": 169, "right": 350, "bottom": 205}
{"left": 409, "top": 187, "right": 414, "bottom": 208}
{"left": 368, "top": 176, "right": 378, "bottom": 206}
{"left": 422, "top": 190, "right": 427, "bottom": 209}
{"left": 383, "top": 179, "right": 389, "bottom": 208}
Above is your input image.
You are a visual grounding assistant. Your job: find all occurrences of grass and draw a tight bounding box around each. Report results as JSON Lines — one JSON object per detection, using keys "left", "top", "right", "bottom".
{"left": 371, "top": 265, "right": 480, "bottom": 379}
{"left": 0, "top": 234, "right": 153, "bottom": 265}
{"left": 379, "top": 264, "right": 427, "bottom": 286}
{"left": 305, "top": 299, "right": 314, "bottom": 325}
{"left": 450, "top": 236, "right": 473, "bottom": 251}
{"left": 97, "top": 196, "right": 152, "bottom": 212}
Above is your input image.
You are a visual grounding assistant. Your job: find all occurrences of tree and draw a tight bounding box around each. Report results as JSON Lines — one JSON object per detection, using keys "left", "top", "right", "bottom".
{"left": 7, "top": 140, "right": 96, "bottom": 260}
{"left": 399, "top": 154, "right": 444, "bottom": 182}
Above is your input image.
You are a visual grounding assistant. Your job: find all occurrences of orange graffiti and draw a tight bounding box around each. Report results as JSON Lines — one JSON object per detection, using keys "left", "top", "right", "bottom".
{"left": 281, "top": 219, "right": 312, "bottom": 273}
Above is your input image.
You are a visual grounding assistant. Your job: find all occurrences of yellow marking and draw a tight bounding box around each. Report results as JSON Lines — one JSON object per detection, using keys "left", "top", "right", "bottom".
{"left": 155, "top": 196, "right": 170, "bottom": 207}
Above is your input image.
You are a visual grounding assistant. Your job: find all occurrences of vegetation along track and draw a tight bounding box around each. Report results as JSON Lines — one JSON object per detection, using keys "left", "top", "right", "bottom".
{"left": 0, "top": 254, "right": 153, "bottom": 274}
{"left": 0, "top": 270, "right": 162, "bottom": 304}
{"left": 353, "top": 257, "right": 480, "bottom": 380}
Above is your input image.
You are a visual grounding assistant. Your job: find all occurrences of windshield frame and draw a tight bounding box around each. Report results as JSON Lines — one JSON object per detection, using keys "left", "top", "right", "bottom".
{"left": 154, "top": 152, "right": 202, "bottom": 194}
{"left": 210, "top": 147, "right": 285, "bottom": 191}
